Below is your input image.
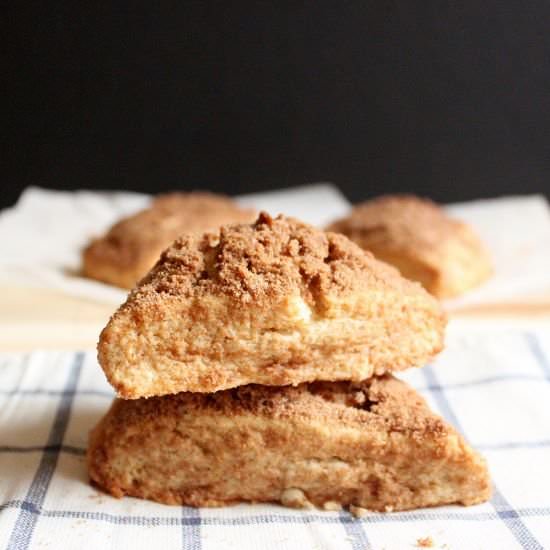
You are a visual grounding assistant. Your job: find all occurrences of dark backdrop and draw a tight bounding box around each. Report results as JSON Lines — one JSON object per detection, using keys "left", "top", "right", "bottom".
{"left": 3, "top": 2, "right": 550, "bottom": 209}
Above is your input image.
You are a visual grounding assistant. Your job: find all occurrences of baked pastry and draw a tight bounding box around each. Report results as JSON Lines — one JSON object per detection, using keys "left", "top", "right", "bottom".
{"left": 98, "top": 213, "right": 446, "bottom": 398}
{"left": 88, "top": 375, "right": 491, "bottom": 510}
{"left": 327, "top": 195, "right": 492, "bottom": 299}
{"left": 82, "top": 192, "right": 255, "bottom": 289}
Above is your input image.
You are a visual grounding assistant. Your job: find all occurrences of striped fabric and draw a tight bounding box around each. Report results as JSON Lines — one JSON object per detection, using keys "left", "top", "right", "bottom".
{"left": 1, "top": 329, "right": 549, "bottom": 549}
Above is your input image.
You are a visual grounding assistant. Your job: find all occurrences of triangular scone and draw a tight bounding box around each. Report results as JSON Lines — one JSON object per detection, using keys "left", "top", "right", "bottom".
{"left": 98, "top": 213, "right": 446, "bottom": 398}
{"left": 327, "top": 195, "right": 492, "bottom": 299}
{"left": 83, "top": 192, "right": 255, "bottom": 289}
{"left": 88, "top": 375, "right": 490, "bottom": 511}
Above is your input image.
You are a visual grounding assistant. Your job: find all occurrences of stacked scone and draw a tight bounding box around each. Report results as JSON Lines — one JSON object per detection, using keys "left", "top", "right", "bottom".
{"left": 88, "top": 212, "right": 491, "bottom": 512}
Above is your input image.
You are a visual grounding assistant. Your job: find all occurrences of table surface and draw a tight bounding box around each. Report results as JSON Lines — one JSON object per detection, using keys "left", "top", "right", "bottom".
{"left": 2, "top": 285, "right": 550, "bottom": 352}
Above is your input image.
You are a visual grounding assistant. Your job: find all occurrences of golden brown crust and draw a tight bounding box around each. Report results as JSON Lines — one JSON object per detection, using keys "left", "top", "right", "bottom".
{"left": 88, "top": 375, "right": 491, "bottom": 511}
{"left": 82, "top": 192, "right": 256, "bottom": 289}
{"left": 98, "top": 213, "right": 446, "bottom": 398}
{"left": 327, "top": 195, "right": 493, "bottom": 298}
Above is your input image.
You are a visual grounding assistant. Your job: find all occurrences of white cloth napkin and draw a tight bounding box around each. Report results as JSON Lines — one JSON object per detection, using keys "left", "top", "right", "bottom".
{"left": 1, "top": 326, "right": 549, "bottom": 549}
{"left": 1, "top": 186, "right": 549, "bottom": 310}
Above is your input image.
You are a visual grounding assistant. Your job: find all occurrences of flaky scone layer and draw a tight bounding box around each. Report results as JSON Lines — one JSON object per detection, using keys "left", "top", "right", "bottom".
{"left": 88, "top": 375, "right": 491, "bottom": 511}
{"left": 98, "top": 213, "right": 446, "bottom": 398}
{"left": 328, "top": 195, "right": 492, "bottom": 299}
{"left": 82, "top": 192, "right": 255, "bottom": 289}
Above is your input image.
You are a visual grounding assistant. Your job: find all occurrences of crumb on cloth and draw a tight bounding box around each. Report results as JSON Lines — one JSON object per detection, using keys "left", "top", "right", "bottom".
{"left": 416, "top": 536, "right": 434, "bottom": 548}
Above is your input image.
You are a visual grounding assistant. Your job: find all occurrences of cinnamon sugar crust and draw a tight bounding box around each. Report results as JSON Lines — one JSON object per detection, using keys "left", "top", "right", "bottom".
{"left": 82, "top": 192, "right": 255, "bottom": 289}
{"left": 88, "top": 375, "right": 491, "bottom": 510}
{"left": 327, "top": 195, "right": 492, "bottom": 299}
{"left": 98, "top": 213, "right": 446, "bottom": 398}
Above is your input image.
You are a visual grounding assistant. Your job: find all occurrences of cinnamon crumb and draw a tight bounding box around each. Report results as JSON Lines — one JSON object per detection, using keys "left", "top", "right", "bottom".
{"left": 416, "top": 536, "right": 434, "bottom": 548}
{"left": 132, "top": 212, "right": 418, "bottom": 307}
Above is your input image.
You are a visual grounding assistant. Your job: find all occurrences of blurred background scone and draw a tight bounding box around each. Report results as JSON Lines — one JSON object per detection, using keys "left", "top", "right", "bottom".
{"left": 82, "top": 192, "right": 255, "bottom": 289}
{"left": 328, "top": 194, "right": 492, "bottom": 299}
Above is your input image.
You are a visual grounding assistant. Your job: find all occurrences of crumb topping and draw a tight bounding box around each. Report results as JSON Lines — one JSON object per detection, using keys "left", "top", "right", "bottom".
{"left": 109, "top": 375, "right": 448, "bottom": 440}
{"left": 129, "top": 212, "right": 421, "bottom": 309}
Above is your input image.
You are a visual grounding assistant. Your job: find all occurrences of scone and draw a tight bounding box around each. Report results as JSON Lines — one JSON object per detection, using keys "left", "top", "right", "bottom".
{"left": 88, "top": 375, "right": 491, "bottom": 511}
{"left": 98, "top": 213, "right": 446, "bottom": 398}
{"left": 82, "top": 192, "right": 255, "bottom": 289}
{"left": 327, "top": 195, "right": 492, "bottom": 299}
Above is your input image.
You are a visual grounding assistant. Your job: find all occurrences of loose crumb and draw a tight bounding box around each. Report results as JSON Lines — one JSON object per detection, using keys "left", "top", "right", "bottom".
{"left": 349, "top": 504, "right": 369, "bottom": 518}
{"left": 280, "top": 488, "right": 314, "bottom": 509}
{"left": 322, "top": 501, "right": 342, "bottom": 511}
{"left": 416, "top": 536, "right": 434, "bottom": 548}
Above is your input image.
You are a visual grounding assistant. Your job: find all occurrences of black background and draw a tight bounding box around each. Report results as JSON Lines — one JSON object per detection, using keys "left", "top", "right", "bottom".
{"left": 3, "top": 2, "right": 550, "bottom": 209}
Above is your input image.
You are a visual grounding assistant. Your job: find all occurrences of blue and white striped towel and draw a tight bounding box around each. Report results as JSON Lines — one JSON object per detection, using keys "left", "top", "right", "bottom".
{"left": 1, "top": 328, "right": 549, "bottom": 549}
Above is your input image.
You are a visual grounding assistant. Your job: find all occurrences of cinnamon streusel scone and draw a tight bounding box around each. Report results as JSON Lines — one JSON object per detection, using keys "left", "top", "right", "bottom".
{"left": 327, "top": 195, "right": 492, "bottom": 299}
{"left": 82, "top": 192, "right": 255, "bottom": 289}
{"left": 98, "top": 213, "right": 446, "bottom": 398}
{"left": 88, "top": 375, "right": 491, "bottom": 510}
